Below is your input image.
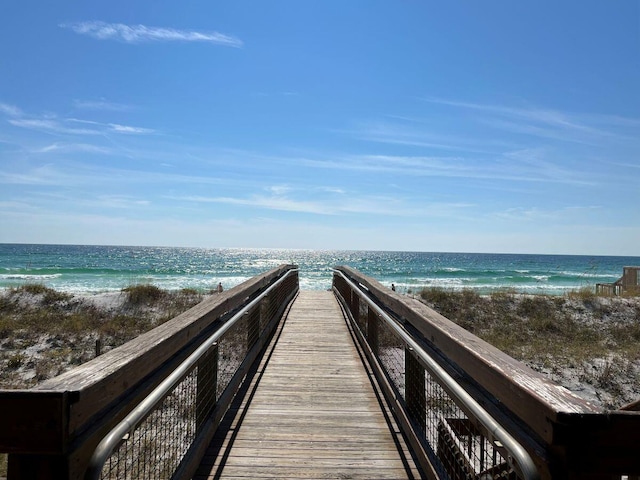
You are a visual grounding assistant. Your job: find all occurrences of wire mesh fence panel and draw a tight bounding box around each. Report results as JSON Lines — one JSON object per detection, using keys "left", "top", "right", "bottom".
{"left": 99, "top": 369, "right": 198, "bottom": 480}
{"left": 216, "top": 314, "right": 249, "bottom": 400}
{"left": 196, "top": 344, "right": 218, "bottom": 431}
{"left": 376, "top": 316, "right": 406, "bottom": 397}
{"left": 98, "top": 303, "right": 258, "bottom": 480}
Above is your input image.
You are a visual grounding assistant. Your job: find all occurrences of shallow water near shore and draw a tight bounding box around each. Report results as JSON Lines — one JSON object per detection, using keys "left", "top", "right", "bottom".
{"left": 1, "top": 243, "right": 638, "bottom": 295}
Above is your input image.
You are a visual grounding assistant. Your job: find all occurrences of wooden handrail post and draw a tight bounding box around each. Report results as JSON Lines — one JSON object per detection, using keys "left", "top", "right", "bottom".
{"left": 350, "top": 288, "right": 359, "bottom": 321}
{"left": 3, "top": 391, "right": 73, "bottom": 479}
{"left": 260, "top": 295, "right": 270, "bottom": 333}
{"left": 405, "top": 347, "right": 426, "bottom": 434}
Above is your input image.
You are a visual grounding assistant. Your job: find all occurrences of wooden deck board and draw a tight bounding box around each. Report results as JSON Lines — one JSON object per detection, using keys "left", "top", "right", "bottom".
{"left": 194, "top": 290, "right": 420, "bottom": 479}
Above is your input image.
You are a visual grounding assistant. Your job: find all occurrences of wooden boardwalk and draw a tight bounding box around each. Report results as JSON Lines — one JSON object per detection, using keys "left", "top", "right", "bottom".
{"left": 194, "top": 290, "right": 421, "bottom": 479}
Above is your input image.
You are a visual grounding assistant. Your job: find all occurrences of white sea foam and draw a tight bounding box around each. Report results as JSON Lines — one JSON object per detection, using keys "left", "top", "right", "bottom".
{"left": 532, "top": 275, "right": 550, "bottom": 282}
{"left": 0, "top": 273, "right": 62, "bottom": 280}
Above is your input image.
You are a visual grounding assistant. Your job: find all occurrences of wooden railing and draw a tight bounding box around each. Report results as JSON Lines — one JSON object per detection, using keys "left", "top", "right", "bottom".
{"left": 333, "top": 266, "right": 640, "bottom": 480}
{"left": 0, "top": 265, "right": 298, "bottom": 480}
{"left": 597, "top": 266, "right": 640, "bottom": 296}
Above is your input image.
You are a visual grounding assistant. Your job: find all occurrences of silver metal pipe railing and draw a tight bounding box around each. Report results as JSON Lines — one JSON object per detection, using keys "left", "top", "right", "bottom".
{"left": 333, "top": 269, "right": 540, "bottom": 480}
{"left": 85, "top": 268, "right": 298, "bottom": 480}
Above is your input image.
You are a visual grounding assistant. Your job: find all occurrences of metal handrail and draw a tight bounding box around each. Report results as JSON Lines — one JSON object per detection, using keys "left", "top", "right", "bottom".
{"left": 333, "top": 269, "right": 540, "bottom": 480}
{"left": 85, "top": 268, "right": 298, "bottom": 480}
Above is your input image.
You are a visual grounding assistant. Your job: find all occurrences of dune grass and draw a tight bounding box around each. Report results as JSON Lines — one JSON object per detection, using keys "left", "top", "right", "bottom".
{"left": 122, "top": 283, "right": 166, "bottom": 305}
{"left": 1, "top": 284, "right": 202, "bottom": 337}
{"left": 419, "top": 287, "right": 640, "bottom": 360}
{"left": 0, "top": 284, "right": 207, "bottom": 475}
{"left": 419, "top": 287, "right": 640, "bottom": 408}
{"left": 0, "top": 284, "right": 204, "bottom": 389}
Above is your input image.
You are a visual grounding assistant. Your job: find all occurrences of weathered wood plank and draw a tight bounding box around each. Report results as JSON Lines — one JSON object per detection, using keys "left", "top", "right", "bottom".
{"left": 197, "top": 467, "right": 415, "bottom": 479}
{"left": 195, "top": 290, "right": 421, "bottom": 479}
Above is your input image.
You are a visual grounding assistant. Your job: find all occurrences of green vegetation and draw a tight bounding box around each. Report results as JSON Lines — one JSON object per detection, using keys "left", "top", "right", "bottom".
{"left": 0, "top": 284, "right": 203, "bottom": 389}
{"left": 10, "top": 283, "right": 72, "bottom": 305}
{"left": 419, "top": 287, "right": 640, "bottom": 408}
{"left": 123, "top": 283, "right": 166, "bottom": 305}
{"left": 420, "top": 287, "right": 640, "bottom": 362}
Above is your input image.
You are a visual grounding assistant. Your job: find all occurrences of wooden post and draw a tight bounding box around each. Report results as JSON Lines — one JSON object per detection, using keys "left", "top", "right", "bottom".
{"left": 350, "top": 289, "right": 359, "bottom": 321}
{"left": 94, "top": 338, "right": 101, "bottom": 357}
{"left": 259, "top": 296, "right": 269, "bottom": 333}
{"left": 405, "top": 347, "right": 426, "bottom": 434}
{"left": 2, "top": 391, "right": 71, "bottom": 479}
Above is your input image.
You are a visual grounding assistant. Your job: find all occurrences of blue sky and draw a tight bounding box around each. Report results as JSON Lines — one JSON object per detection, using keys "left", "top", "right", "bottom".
{"left": 1, "top": 1, "right": 639, "bottom": 255}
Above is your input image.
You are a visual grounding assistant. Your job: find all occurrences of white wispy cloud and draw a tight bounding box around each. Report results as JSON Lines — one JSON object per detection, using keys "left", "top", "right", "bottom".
{"left": 5, "top": 108, "right": 155, "bottom": 137}
{"left": 108, "top": 123, "right": 155, "bottom": 134}
{"left": 94, "top": 195, "right": 151, "bottom": 209}
{"left": 0, "top": 164, "right": 82, "bottom": 186}
{"left": 493, "top": 205, "right": 602, "bottom": 222}
{"left": 0, "top": 102, "right": 23, "bottom": 117}
{"left": 173, "top": 187, "right": 471, "bottom": 218}
{"left": 177, "top": 194, "right": 335, "bottom": 215}
{"left": 349, "top": 118, "right": 518, "bottom": 154}
{"left": 267, "top": 185, "right": 293, "bottom": 196}
{"left": 35, "top": 143, "right": 112, "bottom": 154}
{"left": 73, "top": 99, "right": 134, "bottom": 111}
{"left": 0, "top": 162, "right": 233, "bottom": 188}
{"left": 422, "top": 97, "right": 639, "bottom": 142}
{"left": 8, "top": 118, "right": 101, "bottom": 135}
{"left": 60, "top": 21, "right": 243, "bottom": 47}
{"left": 292, "top": 152, "right": 592, "bottom": 185}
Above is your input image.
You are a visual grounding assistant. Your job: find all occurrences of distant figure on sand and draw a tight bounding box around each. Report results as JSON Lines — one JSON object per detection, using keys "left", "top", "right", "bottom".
{"left": 217, "top": 282, "right": 223, "bottom": 293}
{"left": 391, "top": 283, "right": 396, "bottom": 292}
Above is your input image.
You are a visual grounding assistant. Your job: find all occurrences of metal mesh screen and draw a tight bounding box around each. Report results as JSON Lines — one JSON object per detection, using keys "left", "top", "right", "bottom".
{"left": 216, "top": 314, "right": 249, "bottom": 400}
{"left": 100, "top": 369, "right": 198, "bottom": 480}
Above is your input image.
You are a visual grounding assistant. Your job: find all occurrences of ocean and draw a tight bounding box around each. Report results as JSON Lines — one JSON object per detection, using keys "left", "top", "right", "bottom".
{"left": 0, "top": 244, "right": 637, "bottom": 295}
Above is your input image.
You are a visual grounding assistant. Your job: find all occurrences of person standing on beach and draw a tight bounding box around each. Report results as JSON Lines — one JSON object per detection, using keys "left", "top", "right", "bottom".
{"left": 217, "top": 282, "right": 223, "bottom": 293}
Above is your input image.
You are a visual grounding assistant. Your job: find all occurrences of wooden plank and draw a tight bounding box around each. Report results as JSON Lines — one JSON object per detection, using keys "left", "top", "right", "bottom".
{"left": 195, "top": 290, "right": 421, "bottom": 480}
{"left": 196, "top": 466, "right": 416, "bottom": 479}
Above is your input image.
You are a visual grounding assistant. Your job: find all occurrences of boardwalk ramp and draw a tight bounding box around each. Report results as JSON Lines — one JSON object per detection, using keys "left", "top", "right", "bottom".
{"left": 195, "top": 290, "right": 421, "bottom": 479}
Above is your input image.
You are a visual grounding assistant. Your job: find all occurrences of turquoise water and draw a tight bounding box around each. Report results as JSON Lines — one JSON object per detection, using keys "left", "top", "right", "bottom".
{"left": 0, "top": 244, "right": 637, "bottom": 295}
